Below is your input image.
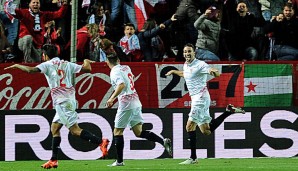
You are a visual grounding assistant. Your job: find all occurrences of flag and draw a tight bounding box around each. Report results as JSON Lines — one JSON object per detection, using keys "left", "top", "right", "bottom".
{"left": 244, "top": 64, "right": 293, "bottom": 107}
{"left": 4, "top": 0, "right": 16, "bottom": 23}
{"left": 144, "top": 0, "right": 159, "bottom": 7}
{"left": 134, "top": 0, "right": 147, "bottom": 31}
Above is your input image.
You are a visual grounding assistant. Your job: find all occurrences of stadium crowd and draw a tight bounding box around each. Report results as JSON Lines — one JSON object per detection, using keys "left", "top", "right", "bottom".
{"left": 1, "top": 0, "right": 298, "bottom": 63}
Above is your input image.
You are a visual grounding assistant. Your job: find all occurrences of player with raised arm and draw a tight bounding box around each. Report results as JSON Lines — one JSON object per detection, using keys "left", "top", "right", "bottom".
{"left": 4, "top": 44, "right": 109, "bottom": 169}
{"left": 105, "top": 52, "right": 172, "bottom": 166}
{"left": 165, "top": 43, "right": 245, "bottom": 165}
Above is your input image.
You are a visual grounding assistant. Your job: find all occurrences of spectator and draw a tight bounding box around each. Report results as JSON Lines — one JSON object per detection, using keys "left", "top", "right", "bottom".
{"left": 87, "top": 2, "right": 109, "bottom": 25}
{"left": 288, "top": 0, "right": 298, "bottom": 15}
{"left": 174, "top": 0, "right": 200, "bottom": 22}
{"left": 87, "top": 2, "right": 112, "bottom": 39}
{"left": 194, "top": 6, "right": 221, "bottom": 61}
{"left": 110, "top": 0, "right": 137, "bottom": 29}
{"left": 88, "top": 21, "right": 107, "bottom": 62}
{"left": 0, "top": 0, "right": 20, "bottom": 59}
{"left": 0, "top": 20, "right": 12, "bottom": 63}
{"left": 118, "top": 23, "right": 142, "bottom": 62}
{"left": 110, "top": 0, "right": 137, "bottom": 42}
{"left": 240, "top": 0, "right": 266, "bottom": 60}
{"left": 5, "top": 0, "right": 68, "bottom": 63}
{"left": 259, "top": 0, "right": 271, "bottom": 21}
{"left": 102, "top": 38, "right": 128, "bottom": 62}
{"left": 259, "top": 0, "right": 288, "bottom": 22}
{"left": 264, "top": 3, "right": 298, "bottom": 60}
{"left": 241, "top": 0, "right": 262, "bottom": 18}
{"left": 64, "top": 23, "right": 99, "bottom": 61}
{"left": 43, "top": 20, "right": 65, "bottom": 57}
{"left": 223, "top": 1, "right": 263, "bottom": 61}
{"left": 138, "top": 15, "right": 176, "bottom": 62}
{"left": 170, "top": 0, "right": 200, "bottom": 61}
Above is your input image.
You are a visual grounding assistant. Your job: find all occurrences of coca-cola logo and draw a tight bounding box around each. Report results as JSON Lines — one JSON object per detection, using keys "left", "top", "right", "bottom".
{"left": 0, "top": 72, "right": 142, "bottom": 110}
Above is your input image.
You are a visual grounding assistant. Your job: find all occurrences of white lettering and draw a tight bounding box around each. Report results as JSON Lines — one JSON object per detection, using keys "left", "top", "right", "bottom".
{"left": 215, "top": 112, "right": 253, "bottom": 158}
{"left": 259, "top": 110, "right": 298, "bottom": 157}
{"left": 124, "top": 113, "right": 164, "bottom": 159}
{"left": 60, "top": 113, "right": 113, "bottom": 160}
{"left": 173, "top": 113, "right": 207, "bottom": 159}
{"left": 5, "top": 115, "right": 51, "bottom": 161}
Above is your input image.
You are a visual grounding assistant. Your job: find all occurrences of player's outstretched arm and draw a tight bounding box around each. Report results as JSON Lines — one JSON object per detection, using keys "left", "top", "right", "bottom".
{"left": 165, "top": 70, "right": 184, "bottom": 77}
{"left": 209, "top": 68, "right": 220, "bottom": 77}
{"left": 4, "top": 64, "right": 40, "bottom": 73}
{"left": 81, "top": 59, "right": 95, "bottom": 73}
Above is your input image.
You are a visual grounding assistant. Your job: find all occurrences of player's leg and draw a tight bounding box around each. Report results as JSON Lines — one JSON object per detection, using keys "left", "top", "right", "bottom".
{"left": 209, "top": 104, "right": 245, "bottom": 132}
{"left": 180, "top": 93, "right": 208, "bottom": 164}
{"left": 179, "top": 120, "right": 199, "bottom": 164}
{"left": 108, "top": 109, "right": 130, "bottom": 166}
{"left": 198, "top": 123, "right": 211, "bottom": 135}
{"left": 59, "top": 100, "right": 109, "bottom": 157}
{"left": 68, "top": 123, "right": 109, "bottom": 158}
{"left": 50, "top": 122, "right": 63, "bottom": 161}
{"left": 131, "top": 107, "right": 173, "bottom": 156}
{"left": 109, "top": 128, "right": 125, "bottom": 166}
{"left": 41, "top": 117, "right": 63, "bottom": 169}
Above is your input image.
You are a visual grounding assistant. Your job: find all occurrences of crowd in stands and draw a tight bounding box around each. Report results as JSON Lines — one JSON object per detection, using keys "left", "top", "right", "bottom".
{"left": 0, "top": 0, "right": 298, "bottom": 63}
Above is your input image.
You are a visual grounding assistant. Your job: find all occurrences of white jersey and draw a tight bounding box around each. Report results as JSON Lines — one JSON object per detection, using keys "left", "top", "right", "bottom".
{"left": 36, "top": 57, "right": 82, "bottom": 105}
{"left": 183, "top": 58, "right": 210, "bottom": 96}
{"left": 110, "top": 64, "right": 142, "bottom": 111}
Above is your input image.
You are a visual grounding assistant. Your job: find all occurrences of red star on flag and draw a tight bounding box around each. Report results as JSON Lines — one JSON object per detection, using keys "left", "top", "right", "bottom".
{"left": 245, "top": 81, "right": 257, "bottom": 93}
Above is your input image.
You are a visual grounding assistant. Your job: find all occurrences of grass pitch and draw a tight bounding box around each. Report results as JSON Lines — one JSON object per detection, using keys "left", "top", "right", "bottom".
{"left": 0, "top": 158, "right": 297, "bottom": 171}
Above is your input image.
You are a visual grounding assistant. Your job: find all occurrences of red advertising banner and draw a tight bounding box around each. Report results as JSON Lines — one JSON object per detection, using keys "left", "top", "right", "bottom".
{"left": 0, "top": 62, "right": 295, "bottom": 110}
{"left": 155, "top": 64, "right": 244, "bottom": 108}
{"left": 0, "top": 63, "right": 158, "bottom": 110}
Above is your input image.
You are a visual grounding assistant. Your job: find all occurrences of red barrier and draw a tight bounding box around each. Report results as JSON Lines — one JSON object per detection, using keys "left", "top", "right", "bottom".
{"left": 0, "top": 61, "right": 297, "bottom": 110}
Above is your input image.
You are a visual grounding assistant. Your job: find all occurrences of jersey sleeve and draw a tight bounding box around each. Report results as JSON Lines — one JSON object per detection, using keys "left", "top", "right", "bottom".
{"left": 68, "top": 62, "right": 83, "bottom": 74}
{"left": 111, "top": 68, "right": 125, "bottom": 87}
{"left": 198, "top": 61, "right": 210, "bottom": 74}
{"left": 36, "top": 62, "right": 48, "bottom": 74}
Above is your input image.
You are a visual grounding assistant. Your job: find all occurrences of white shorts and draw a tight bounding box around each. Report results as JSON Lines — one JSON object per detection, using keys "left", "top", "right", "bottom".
{"left": 188, "top": 91, "right": 212, "bottom": 126}
{"left": 53, "top": 100, "right": 78, "bottom": 128}
{"left": 114, "top": 107, "right": 144, "bottom": 128}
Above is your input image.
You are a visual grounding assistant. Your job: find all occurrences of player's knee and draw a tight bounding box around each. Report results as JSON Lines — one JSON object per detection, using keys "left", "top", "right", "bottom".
{"left": 201, "top": 129, "right": 211, "bottom": 135}
{"left": 133, "top": 129, "right": 142, "bottom": 137}
{"left": 135, "top": 132, "right": 141, "bottom": 137}
{"left": 51, "top": 128, "right": 60, "bottom": 136}
{"left": 186, "top": 125, "right": 195, "bottom": 132}
{"left": 70, "top": 129, "right": 81, "bottom": 136}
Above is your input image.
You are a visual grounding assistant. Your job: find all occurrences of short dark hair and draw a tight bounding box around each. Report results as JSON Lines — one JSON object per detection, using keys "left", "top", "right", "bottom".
{"left": 284, "top": 2, "right": 294, "bottom": 10}
{"left": 100, "top": 38, "right": 113, "bottom": 51}
{"left": 123, "top": 23, "right": 135, "bottom": 30}
{"left": 106, "top": 52, "right": 119, "bottom": 65}
{"left": 184, "top": 43, "right": 195, "bottom": 51}
{"left": 42, "top": 44, "right": 58, "bottom": 59}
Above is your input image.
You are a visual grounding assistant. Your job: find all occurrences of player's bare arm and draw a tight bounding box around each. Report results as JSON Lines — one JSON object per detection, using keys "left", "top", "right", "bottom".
{"left": 209, "top": 68, "right": 220, "bottom": 77}
{"left": 81, "top": 59, "right": 95, "bottom": 73}
{"left": 165, "top": 70, "right": 184, "bottom": 77}
{"left": 4, "top": 64, "right": 40, "bottom": 73}
{"left": 106, "top": 82, "right": 126, "bottom": 108}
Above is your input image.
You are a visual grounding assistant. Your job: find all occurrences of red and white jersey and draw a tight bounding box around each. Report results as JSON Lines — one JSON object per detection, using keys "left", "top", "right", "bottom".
{"left": 110, "top": 64, "right": 142, "bottom": 111}
{"left": 36, "top": 57, "right": 82, "bottom": 105}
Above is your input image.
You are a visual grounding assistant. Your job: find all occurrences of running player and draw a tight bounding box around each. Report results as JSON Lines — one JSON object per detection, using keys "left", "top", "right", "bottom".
{"left": 105, "top": 52, "right": 172, "bottom": 166}
{"left": 4, "top": 44, "right": 109, "bottom": 169}
{"left": 166, "top": 43, "right": 245, "bottom": 164}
